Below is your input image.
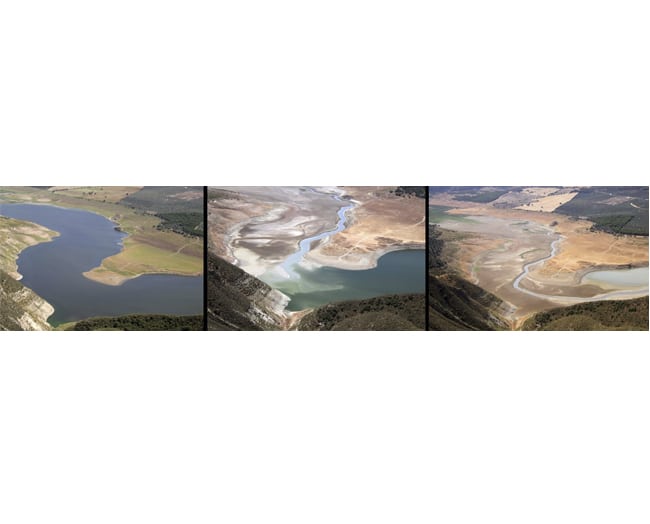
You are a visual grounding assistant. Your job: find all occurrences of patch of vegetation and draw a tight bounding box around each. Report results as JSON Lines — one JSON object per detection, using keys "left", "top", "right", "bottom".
{"left": 555, "top": 187, "right": 648, "bottom": 236}
{"left": 156, "top": 212, "right": 204, "bottom": 237}
{"left": 393, "top": 186, "right": 426, "bottom": 198}
{"left": 453, "top": 190, "right": 510, "bottom": 203}
{"left": 296, "top": 294, "right": 425, "bottom": 331}
{"left": 122, "top": 187, "right": 204, "bottom": 237}
{"left": 69, "top": 314, "right": 203, "bottom": 331}
{"left": 521, "top": 297, "right": 648, "bottom": 331}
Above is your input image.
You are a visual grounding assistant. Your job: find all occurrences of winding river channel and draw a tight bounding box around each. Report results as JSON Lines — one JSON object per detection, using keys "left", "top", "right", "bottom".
{"left": 279, "top": 194, "right": 355, "bottom": 279}
{"left": 512, "top": 232, "right": 648, "bottom": 303}
{"left": 1, "top": 203, "right": 202, "bottom": 325}
{"left": 259, "top": 190, "right": 425, "bottom": 311}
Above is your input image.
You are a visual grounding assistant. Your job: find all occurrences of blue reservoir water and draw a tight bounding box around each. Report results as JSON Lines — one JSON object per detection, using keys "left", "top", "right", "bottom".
{"left": 0, "top": 203, "right": 202, "bottom": 325}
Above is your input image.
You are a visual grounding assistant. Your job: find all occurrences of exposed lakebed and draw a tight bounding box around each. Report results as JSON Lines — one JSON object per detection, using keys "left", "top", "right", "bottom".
{"left": 0, "top": 203, "right": 202, "bottom": 325}
{"left": 256, "top": 191, "right": 425, "bottom": 312}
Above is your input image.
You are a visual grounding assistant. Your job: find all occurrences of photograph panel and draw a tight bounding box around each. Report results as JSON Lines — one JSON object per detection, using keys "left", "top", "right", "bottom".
{"left": 428, "top": 186, "right": 649, "bottom": 330}
{"left": 0, "top": 186, "right": 204, "bottom": 331}
{"left": 208, "top": 186, "right": 426, "bottom": 330}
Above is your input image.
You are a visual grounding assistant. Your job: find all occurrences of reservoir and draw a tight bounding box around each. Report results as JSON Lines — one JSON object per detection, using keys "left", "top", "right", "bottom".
{"left": 0, "top": 203, "right": 202, "bottom": 325}
{"left": 581, "top": 267, "right": 649, "bottom": 290}
{"left": 277, "top": 249, "right": 425, "bottom": 311}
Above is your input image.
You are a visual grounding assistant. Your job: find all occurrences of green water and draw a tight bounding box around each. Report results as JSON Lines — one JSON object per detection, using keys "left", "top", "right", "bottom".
{"left": 274, "top": 249, "right": 425, "bottom": 311}
{"left": 429, "top": 205, "right": 475, "bottom": 224}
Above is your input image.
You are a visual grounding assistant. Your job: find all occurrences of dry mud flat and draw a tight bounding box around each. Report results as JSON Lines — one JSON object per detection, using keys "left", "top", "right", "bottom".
{"left": 433, "top": 203, "right": 649, "bottom": 326}
{"left": 307, "top": 186, "right": 426, "bottom": 270}
{"left": 209, "top": 186, "right": 344, "bottom": 276}
{"left": 209, "top": 186, "right": 426, "bottom": 275}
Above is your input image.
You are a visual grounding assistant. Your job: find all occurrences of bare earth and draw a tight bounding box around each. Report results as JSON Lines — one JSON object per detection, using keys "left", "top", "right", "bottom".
{"left": 0, "top": 216, "right": 59, "bottom": 280}
{"left": 430, "top": 193, "right": 649, "bottom": 327}
{"left": 209, "top": 186, "right": 426, "bottom": 276}
{"left": 209, "top": 186, "right": 344, "bottom": 276}
{"left": 306, "top": 186, "right": 426, "bottom": 269}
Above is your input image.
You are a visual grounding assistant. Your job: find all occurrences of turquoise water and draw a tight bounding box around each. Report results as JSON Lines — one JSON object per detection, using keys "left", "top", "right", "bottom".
{"left": 581, "top": 267, "right": 649, "bottom": 289}
{"left": 278, "top": 249, "right": 425, "bottom": 311}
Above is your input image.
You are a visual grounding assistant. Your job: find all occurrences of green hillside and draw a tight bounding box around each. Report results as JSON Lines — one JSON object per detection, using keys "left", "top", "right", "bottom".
{"left": 522, "top": 297, "right": 648, "bottom": 331}
{"left": 296, "top": 293, "right": 425, "bottom": 331}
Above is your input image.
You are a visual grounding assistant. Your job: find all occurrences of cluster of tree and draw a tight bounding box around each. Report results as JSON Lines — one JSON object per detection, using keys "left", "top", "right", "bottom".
{"left": 392, "top": 186, "right": 426, "bottom": 198}
{"left": 555, "top": 187, "right": 648, "bottom": 236}
{"left": 522, "top": 297, "right": 648, "bottom": 331}
{"left": 452, "top": 190, "right": 509, "bottom": 203}
{"left": 428, "top": 225, "right": 447, "bottom": 271}
{"left": 297, "top": 294, "right": 425, "bottom": 331}
{"left": 156, "top": 212, "right": 204, "bottom": 237}
{"left": 70, "top": 314, "right": 203, "bottom": 331}
{"left": 589, "top": 215, "right": 647, "bottom": 236}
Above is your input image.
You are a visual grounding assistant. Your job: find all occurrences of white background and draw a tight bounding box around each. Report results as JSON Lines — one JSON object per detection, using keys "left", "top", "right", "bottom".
{"left": 1, "top": 1, "right": 649, "bottom": 523}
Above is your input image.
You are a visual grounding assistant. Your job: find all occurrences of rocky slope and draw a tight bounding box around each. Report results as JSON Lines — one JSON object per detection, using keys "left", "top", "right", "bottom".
{"left": 207, "top": 253, "right": 289, "bottom": 330}
{"left": 0, "top": 270, "right": 53, "bottom": 331}
{"left": 428, "top": 224, "right": 509, "bottom": 330}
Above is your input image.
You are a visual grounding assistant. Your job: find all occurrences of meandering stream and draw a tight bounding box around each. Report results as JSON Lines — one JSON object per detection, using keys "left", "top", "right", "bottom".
{"left": 259, "top": 190, "right": 425, "bottom": 310}
{"left": 512, "top": 231, "right": 648, "bottom": 303}
{"left": 279, "top": 193, "right": 355, "bottom": 279}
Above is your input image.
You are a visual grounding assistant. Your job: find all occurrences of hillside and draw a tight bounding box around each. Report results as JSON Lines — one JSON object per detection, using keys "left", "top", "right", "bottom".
{"left": 522, "top": 297, "right": 648, "bottom": 331}
{"left": 207, "top": 253, "right": 288, "bottom": 330}
{"left": 0, "top": 270, "right": 53, "bottom": 331}
{"left": 296, "top": 293, "right": 425, "bottom": 331}
{"left": 428, "top": 224, "right": 508, "bottom": 330}
{"left": 67, "top": 314, "right": 203, "bottom": 331}
{"left": 429, "top": 273, "right": 508, "bottom": 330}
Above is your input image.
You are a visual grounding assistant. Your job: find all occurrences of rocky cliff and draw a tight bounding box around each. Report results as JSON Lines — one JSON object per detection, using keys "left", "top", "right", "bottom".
{"left": 207, "top": 253, "right": 289, "bottom": 330}
{"left": 0, "top": 271, "right": 53, "bottom": 331}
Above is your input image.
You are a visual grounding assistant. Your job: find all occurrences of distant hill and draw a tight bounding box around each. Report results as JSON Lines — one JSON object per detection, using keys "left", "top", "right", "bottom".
{"left": 522, "top": 297, "right": 648, "bottom": 331}
{"left": 296, "top": 293, "right": 425, "bottom": 331}
{"left": 207, "top": 253, "right": 287, "bottom": 330}
{"left": 0, "top": 270, "right": 53, "bottom": 331}
{"left": 553, "top": 187, "right": 648, "bottom": 236}
{"left": 67, "top": 314, "right": 203, "bottom": 331}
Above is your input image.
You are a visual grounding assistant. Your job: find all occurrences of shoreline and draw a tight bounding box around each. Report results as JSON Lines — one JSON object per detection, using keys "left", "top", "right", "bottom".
{"left": 305, "top": 242, "right": 425, "bottom": 272}
{"left": 82, "top": 268, "right": 204, "bottom": 286}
